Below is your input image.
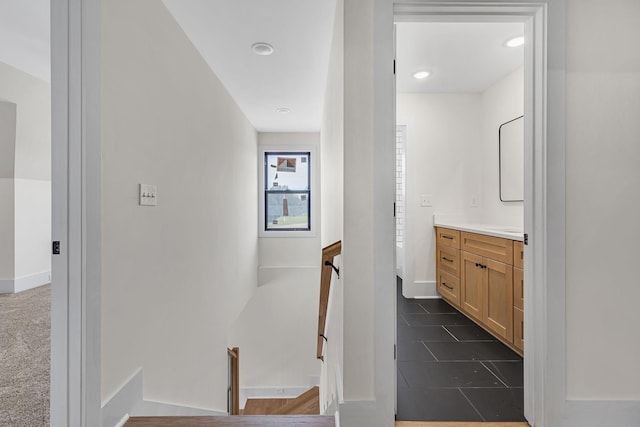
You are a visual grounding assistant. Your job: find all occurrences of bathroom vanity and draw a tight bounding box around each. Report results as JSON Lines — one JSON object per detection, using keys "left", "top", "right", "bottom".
{"left": 435, "top": 223, "right": 524, "bottom": 356}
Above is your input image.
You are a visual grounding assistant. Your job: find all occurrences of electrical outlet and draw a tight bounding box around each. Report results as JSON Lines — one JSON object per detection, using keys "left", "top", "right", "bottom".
{"left": 420, "top": 194, "right": 433, "bottom": 207}
{"left": 139, "top": 184, "right": 157, "bottom": 206}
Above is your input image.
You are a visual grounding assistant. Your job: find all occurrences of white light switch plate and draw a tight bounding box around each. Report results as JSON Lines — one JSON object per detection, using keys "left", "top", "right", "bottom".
{"left": 139, "top": 184, "right": 157, "bottom": 206}
{"left": 420, "top": 194, "right": 433, "bottom": 207}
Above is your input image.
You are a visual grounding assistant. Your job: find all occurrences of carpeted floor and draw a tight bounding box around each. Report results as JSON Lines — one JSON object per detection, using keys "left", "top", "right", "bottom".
{"left": 0, "top": 284, "right": 50, "bottom": 426}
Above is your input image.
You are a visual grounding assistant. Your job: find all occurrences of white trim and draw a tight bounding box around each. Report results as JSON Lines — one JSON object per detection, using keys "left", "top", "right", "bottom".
{"left": 258, "top": 145, "right": 318, "bottom": 238}
{"left": 401, "top": 280, "right": 438, "bottom": 299}
{"left": 51, "top": 0, "right": 102, "bottom": 425}
{"left": 101, "top": 368, "right": 226, "bottom": 425}
{"left": 132, "top": 400, "right": 226, "bottom": 417}
{"left": 565, "top": 400, "right": 640, "bottom": 427}
{"left": 387, "top": 2, "right": 566, "bottom": 426}
{"left": 0, "top": 271, "right": 51, "bottom": 294}
{"left": 101, "top": 369, "right": 143, "bottom": 427}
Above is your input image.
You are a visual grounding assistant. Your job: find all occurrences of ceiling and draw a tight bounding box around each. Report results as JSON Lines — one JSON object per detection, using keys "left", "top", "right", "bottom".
{"left": 0, "top": 3, "right": 524, "bottom": 129}
{"left": 0, "top": 0, "right": 50, "bottom": 82}
{"left": 161, "top": 0, "right": 337, "bottom": 132}
{"left": 396, "top": 22, "right": 525, "bottom": 93}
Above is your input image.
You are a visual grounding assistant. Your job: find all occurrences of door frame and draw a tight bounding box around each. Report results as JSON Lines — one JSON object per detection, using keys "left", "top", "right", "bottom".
{"left": 50, "top": 0, "right": 102, "bottom": 425}
{"left": 389, "top": 1, "right": 566, "bottom": 425}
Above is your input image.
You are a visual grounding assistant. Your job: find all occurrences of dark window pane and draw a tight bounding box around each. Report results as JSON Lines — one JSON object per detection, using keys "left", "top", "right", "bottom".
{"left": 266, "top": 192, "right": 310, "bottom": 230}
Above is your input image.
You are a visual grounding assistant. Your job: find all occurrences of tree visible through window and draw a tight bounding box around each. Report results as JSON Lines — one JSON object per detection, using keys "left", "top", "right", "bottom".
{"left": 264, "top": 152, "right": 311, "bottom": 231}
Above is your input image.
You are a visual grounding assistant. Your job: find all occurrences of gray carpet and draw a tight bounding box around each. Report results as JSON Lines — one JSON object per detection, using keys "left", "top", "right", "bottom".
{"left": 0, "top": 284, "right": 50, "bottom": 426}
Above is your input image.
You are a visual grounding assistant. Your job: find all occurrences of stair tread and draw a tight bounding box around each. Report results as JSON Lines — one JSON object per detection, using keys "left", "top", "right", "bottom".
{"left": 242, "top": 397, "right": 294, "bottom": 415}
{"left": 125, "top": 415, "right": 334, "bottom": 426}
{"left": 273, "top": 386, "right": 320, "bottom": 415}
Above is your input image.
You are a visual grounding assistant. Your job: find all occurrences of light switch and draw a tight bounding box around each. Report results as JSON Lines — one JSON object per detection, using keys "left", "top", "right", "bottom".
{"left": 471, "top": 195, "right": 480, "bottom": 208}
{"left": 420, "top": 194, "right": 433, "bottom": 207}
{"left": 139, "top": 184, "right": 157, "bottom": 206}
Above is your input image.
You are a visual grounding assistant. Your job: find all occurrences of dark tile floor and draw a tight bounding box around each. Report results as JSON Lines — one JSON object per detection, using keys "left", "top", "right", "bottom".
{"left": 396, "top": 278, "right": 524, "bottom": 422}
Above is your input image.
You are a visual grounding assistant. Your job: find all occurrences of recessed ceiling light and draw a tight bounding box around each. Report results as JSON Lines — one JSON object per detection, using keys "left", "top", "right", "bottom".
{"left": 276, "top": 107, "right": 291, "bottom": 114}
{"left": 505, "top": 36, "right": 525, "bottom": 48}
{"left": 251, "top": 42, "right": 274, "bottom": 56}
{"left": 413, "top": 70, "right": 430, "bottom": 80}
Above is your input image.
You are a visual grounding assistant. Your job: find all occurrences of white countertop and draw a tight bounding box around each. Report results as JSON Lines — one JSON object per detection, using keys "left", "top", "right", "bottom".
{"left": 434, "top": 218, "right": 524, "bottom": 241}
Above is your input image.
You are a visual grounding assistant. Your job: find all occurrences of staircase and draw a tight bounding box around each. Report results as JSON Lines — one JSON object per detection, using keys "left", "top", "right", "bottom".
{"left": 125, "top": 415, "right": 334, "bottom": 426}
{"left": 242, "top": 386, "right": 320, "bottom": 415}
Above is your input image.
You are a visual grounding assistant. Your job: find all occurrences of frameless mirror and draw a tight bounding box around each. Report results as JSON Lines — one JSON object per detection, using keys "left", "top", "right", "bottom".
{"left": 499, "top": 115, "right": 524, "bottom": 201}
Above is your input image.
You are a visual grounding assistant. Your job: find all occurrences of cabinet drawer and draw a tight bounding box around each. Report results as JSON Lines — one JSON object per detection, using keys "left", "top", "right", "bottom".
{"left": 513, "top": 240, "right": 524, "bottom": 269}
{"left": 514, "top": 267, "right": 524, "bottom": 310}
{"left": 436, "top": 227, "right": 460, "bottom": 249}
{"left": 437, "top": 245, "right": 460, "bottom": 277}
{"left": 514, "top": 307, "right": 524, "bottom": 353}
{"left": 437, "top": 270, "right": 460, "bottom": 306}
{"left": 461, "top": 231, "right": 513, "bottom": 264}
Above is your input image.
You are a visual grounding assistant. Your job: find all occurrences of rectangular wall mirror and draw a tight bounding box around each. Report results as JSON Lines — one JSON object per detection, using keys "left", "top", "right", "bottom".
{"left": 499, "top": 115, "right": 524, "bottom": 202}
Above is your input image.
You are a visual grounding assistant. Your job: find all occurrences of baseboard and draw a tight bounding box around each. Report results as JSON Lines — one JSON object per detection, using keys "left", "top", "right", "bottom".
{"left": 402, "top": 280, "right": 438, "bottom": 299}
{"left": 101, "top": 368, "right": 225, "bottom": 427}
{"left": 240, "top": 386, "right": 310, "bottom": 409}
{"left": 338, "top": 400, "right": 381, "bottom": 427}
{"left": 565, "top": 399, "right": 640, "bottom": 427}
{"left": 0, "top": 271, "right": 51, "bottom": 294}
{"left": 101, "top": 368, "right": 143, "bottom": 427}
{"left": 132, "top": 400, "right": 227, "bottom": 417}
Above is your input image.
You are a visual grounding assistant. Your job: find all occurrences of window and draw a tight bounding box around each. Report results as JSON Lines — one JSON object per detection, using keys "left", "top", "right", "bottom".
{"left": 263, "top": 151, "right": 311, "bottom": 232}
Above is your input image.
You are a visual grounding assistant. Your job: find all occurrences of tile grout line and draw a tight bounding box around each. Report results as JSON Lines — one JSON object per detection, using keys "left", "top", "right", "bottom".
{"left": 441, "top": 325, "right": 460, "bottom": 342}
{"left": 480, "top": 361, "right": 509, "bottom": 388}
{"left": 458, "top": 387, "right": 486, "bottom": 422}
{"left": 421, "top": 341, "right": 439, "bottom": 361}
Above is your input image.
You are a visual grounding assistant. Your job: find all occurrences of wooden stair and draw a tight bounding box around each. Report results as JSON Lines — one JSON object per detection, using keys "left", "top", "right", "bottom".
{"left": 242, "top": 386, "right": 320, "bottom": 415}
{"left": 125, "top": 415, "right": 334, "bottom": 426}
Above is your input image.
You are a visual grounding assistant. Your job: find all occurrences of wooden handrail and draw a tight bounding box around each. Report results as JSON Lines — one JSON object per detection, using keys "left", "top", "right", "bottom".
{"left": 317, "top": 241, "right": 342, "bottom": 361}
{"left": 227, "top": 347, "right": 239, "bottom": 415}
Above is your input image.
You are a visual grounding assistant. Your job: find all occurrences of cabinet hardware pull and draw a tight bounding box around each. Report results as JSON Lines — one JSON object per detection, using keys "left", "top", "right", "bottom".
{"left": 442, "top": 235, "right": 454, "bottom": 240}
{"left": 475, "top": 263, "right": 480, "bottom": 267}
{"left": 442, "top": 257, "right": 454, "bottom": 263}
{"left": 442, "top": 282, "right": 454, "bottom": 290}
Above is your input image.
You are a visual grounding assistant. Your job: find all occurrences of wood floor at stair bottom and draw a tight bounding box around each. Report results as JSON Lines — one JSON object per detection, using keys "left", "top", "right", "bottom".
{"left": 242, "top": 398, "right": 293, "bottom": 415}
{"left": 125, "top": 415, "right": 334, "bottom": 426}
{"left": 242, "top": 386, "right": 320, "bottom": 415}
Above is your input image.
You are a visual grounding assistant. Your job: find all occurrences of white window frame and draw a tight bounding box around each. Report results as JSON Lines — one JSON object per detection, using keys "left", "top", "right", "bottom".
{"left": 258, "top": 145, "right": 317, "bottom": 238}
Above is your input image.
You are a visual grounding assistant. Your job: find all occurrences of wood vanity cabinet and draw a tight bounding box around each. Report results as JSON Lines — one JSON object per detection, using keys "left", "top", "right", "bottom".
{"left": 436, "top": 227, "right": 523, "bottom": 356}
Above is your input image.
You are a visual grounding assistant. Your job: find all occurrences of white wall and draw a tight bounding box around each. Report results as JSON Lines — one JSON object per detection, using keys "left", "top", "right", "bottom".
{"left": 226, "top": 132, "right": 321, "bottom": 393}
{"left": 101, "top": 0, "right": 258, "bottom": 411}
{"left": 14, "top": 179, "right": 51, "bottom": 279}
{"left": 0, "top": 179, "right": 14, "bottom": 286}
{"left": 480, "top": 67, "right": 524, "bottom": 223}
{"left": 0, "top": 61, "right": 51, "bottom": 181}
{"left": 565, "top": 0, "right": 640, "bottom": 400}
{"left": 0, "top": 62, "right": 51, "bottom": 293}
{"left": 319, "top": 0, "right": 344, "bottom": 412}
{"left": 396, "top": 93, "right": 483, "bottom": 296}
{"left": 0, "top": 101, "right": 16, "bottom": 285}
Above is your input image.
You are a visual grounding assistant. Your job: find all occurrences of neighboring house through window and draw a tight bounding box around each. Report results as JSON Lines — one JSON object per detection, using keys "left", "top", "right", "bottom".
{"left": 259, "top": 147, "right": 316, "bottom": 237}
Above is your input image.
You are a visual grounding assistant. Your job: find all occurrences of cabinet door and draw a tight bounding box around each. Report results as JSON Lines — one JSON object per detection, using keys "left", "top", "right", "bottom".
{"left": 484, "top": 259, "right": 514, "bottom": 342}
{"left": 460, "top": 251, "right": 483, "bottom": 321}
